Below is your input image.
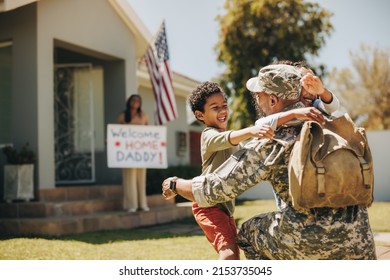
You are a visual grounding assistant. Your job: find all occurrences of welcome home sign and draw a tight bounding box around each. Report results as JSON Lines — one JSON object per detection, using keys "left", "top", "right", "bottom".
{"left": 107, "top": 124, "right": 167, "bottom": 168}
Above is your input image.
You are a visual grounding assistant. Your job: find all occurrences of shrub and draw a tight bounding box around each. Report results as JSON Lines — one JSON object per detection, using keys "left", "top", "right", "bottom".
{"left": 2, "top": 143, "right": 36, "bottom": 165}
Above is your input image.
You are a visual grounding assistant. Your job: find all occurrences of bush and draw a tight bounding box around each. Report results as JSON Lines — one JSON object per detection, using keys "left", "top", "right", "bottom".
{"left": 2, "top": 143, "right": 36, "bottom": 165}
{"left": 146, "top": 165, "right": 201, "bottom": 199}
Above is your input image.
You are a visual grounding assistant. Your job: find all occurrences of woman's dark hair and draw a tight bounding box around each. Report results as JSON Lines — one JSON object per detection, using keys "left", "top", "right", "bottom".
{"left": 124, "top": 94, "right": 142, "bottom": 123}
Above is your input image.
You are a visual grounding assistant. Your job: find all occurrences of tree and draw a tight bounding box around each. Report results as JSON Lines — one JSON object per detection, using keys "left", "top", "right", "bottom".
{"left": 327, "top": 45, "right": 390, "bottom": 130}
{"left": 215, "top": 0, "right": 333, "bottom": 128}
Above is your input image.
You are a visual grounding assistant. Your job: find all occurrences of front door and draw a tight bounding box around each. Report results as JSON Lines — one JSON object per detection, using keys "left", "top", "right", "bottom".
{"left": 54, "top": 64, "right": 95, "bottom": 184}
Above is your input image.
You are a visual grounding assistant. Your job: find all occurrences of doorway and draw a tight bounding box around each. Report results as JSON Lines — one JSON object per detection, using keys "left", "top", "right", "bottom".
{"left": 54, "top": 64, "right": 95, "bottom": 184}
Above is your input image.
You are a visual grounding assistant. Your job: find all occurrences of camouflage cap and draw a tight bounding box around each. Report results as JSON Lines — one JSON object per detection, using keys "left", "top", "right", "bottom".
{"left": 246, "top": 64, "right": 302, "bottom": 100}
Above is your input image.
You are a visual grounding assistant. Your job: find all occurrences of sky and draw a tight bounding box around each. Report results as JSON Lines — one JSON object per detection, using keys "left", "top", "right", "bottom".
{"left": 129, "top": 0, "right": 390, "bottom": 82}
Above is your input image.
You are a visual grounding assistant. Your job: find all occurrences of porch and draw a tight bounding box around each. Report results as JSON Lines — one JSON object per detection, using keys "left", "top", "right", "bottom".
{"left": 0, "top": 185, "right": 192, "bottom": 237}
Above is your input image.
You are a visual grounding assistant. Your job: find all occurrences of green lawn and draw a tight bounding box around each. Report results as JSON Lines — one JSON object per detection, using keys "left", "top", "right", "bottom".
{"left": 0, "top": 200, "right": 389, "bottom": 260}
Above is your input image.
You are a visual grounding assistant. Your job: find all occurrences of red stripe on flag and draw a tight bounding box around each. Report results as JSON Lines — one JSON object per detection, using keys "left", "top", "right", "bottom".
{"left": 144, "top": 21, "right": 178, "bottom": 125}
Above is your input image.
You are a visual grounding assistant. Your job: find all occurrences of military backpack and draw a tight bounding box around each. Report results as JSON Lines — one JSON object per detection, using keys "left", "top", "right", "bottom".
{"left": 288, "top": 113, "right": 374, "bottom": 211}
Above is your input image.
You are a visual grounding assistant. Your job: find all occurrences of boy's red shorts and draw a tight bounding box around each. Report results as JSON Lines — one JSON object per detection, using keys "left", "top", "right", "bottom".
{"left": 192, "top": 203, "right": 238, "bottom": 253}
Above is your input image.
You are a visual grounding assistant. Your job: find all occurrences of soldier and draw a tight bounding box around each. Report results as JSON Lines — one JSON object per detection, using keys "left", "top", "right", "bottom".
{"left": 162, "top": 64, "right": 377, "bottom": 260}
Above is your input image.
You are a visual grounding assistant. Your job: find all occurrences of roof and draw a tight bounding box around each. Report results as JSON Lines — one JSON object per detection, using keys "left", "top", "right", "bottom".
{"left": 0, "top": 0, "right": 37, "bottom": 12}
{"left": 1, "top": 0, "right": 201, "bottom": 91}
{"left": 0, "top": 0, "right": 152, "bottom": 58}
{"left": 108, "top": 0, "right": 152, "bottom": 57}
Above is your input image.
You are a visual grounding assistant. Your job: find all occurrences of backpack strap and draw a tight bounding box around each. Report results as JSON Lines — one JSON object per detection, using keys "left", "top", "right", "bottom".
{"left": 358, "top": 156, "right": 371, "bottom": 189}
{"left": 315, "top": 156, "right": 371, "bottom": 197}
{"left": 316, "top": 161, "right": 326, "bottom": 196}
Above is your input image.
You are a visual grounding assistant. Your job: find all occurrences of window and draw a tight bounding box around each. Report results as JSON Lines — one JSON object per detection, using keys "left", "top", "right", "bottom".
{"left": 0, "top": 41, "right": 13, "bottom": 145}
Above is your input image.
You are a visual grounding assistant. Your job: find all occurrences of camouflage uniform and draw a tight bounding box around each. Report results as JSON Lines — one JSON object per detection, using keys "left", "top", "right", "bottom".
{"left": 192, "top": 107, "right": 376, "bottom": 259}
{"left": 192, "top": 64, "right": 377, "bottom": 260}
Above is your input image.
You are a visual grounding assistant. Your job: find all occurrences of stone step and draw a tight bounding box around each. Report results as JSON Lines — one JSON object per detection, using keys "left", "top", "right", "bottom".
{"left": 0, "top": 202, "right": 193, "bottom": 237}
{"left": 0, "top": 198, "right": 122, "bottom": 218}
{"left": 1, "top": 185, "right": 173, "bottom": 219}
{"left": 0, "top": 185, "right": 193, "bottom": 237}
{"left": 0, "top": 194, "right": 174, "bottom": 218}
{"left": 38, "top": 185, "right": 123, "bottom": 202}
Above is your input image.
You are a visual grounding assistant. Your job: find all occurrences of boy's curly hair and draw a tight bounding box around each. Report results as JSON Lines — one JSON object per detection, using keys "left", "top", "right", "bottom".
{"left": 188, "top": 81, "right": 226, "bottom": 116}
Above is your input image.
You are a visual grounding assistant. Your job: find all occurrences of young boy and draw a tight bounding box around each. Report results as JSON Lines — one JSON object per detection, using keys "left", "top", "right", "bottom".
{"left": 188, "top": 81, "right": 274, "bottom": 260}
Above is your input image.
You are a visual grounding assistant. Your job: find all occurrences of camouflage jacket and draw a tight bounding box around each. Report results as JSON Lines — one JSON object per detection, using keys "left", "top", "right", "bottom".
{"left": 192, "top": 103, "right": 376, "bottom": 260}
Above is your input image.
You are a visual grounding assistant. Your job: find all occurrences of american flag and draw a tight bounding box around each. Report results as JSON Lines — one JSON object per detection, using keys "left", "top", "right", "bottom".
{"left": 145, "top": 21, "right": 178, "bottom": 125}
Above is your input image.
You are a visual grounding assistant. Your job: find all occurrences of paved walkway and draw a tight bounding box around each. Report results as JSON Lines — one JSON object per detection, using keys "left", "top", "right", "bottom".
{"left": 149, "top": 223, "right": 390, "bottom": 260}
{"left": 374, "top": 232, "right": 390, "bottom": 260}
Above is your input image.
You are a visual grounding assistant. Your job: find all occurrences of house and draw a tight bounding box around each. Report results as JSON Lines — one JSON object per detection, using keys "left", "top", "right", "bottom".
{"left": 0, "top": 0, "right": 200, "bottom": 196}
{"left": 0, "top": 0, "right": 205, "bottom": 235}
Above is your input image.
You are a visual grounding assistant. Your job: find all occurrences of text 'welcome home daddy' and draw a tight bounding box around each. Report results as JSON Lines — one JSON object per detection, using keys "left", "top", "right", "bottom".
{"left": 107, "top": 124, "right": 167, "bottom": 169}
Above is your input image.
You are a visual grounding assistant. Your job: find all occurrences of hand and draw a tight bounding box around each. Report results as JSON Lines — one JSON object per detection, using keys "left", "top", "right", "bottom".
{"left": 293, "top": 107, "right": 325, "bottom": 125}
{"left": 161, "top": 177, "right": 177, "bottom": 200}
{"left": 248, "top": 125, "right": 275, "bottom": 139}
{"left": 301, "top": 73, "right": 325, "bottom": 96}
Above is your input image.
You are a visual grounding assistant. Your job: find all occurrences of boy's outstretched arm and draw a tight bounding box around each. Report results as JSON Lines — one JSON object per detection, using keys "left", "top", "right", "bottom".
{"left": 256, "top": 107, "right": 325, "bottom": 129}
{"left": 228, "top": 125, "right": 274, "bottom": 145}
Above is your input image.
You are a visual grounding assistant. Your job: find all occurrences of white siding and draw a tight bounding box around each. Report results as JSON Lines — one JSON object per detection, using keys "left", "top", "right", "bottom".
{"left": 238, "top": 130, "right": 390, "bottom": 202}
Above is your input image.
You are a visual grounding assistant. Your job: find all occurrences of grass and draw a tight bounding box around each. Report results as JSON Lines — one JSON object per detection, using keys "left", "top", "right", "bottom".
{"left": 0, "top": 200, "right": 389, "bottom": 260}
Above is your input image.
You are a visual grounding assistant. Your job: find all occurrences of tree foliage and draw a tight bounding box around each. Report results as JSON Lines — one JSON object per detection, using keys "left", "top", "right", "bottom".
{"left": 327, "top": 45, "right": 390, "bottom": 130}
{"left": 215, "top": 0, "right": 333, "bottom": 128}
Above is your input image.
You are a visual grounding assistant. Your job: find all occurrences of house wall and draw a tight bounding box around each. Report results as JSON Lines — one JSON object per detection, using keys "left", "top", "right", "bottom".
{"left": 188, "top": 119, "right": 206, "bottom": 166}
{"left": 0, "top": 3, "right": 39, "bottom": 196}
{"left": 366, "top": 130, "right": 390, "bottom": 201}
{"left": 36, "top": 0, "right": 138, "bottom": 188}
{"left": 164, "top": 95, "right": 191, "bottom": 166}
{"left": 189, "top": 131, "right": 202, "bottom": 166}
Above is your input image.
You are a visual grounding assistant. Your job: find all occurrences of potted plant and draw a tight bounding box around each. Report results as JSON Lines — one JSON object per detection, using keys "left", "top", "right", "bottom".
{"left": 2, "top": 143, "right": 36, "bottom": 202}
